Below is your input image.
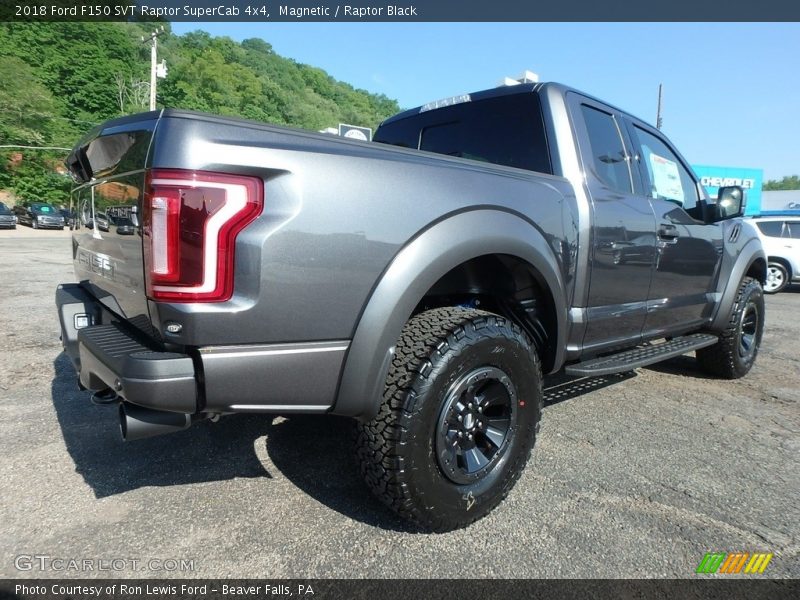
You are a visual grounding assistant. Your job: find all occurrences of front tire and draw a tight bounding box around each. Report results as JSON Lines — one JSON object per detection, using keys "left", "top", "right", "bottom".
{"left": 32, "top": 219, "right": 38, "bottom": 229}
{"left": 356, "top": 307, "right": 543, "bottom": 532}
{"left": 764, "top": 262, "right": 788, "bottom": 294}
{"left": 697, "top": 277, "right": 764, "bottom": 379}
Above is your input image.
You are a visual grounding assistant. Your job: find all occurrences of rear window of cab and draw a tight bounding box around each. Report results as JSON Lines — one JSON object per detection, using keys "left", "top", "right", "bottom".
{"left": 375, "top": 92, "right": 552, "bottom": 175}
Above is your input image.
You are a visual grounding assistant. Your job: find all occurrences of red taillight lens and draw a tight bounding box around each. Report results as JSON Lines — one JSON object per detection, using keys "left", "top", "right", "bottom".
{"left": 143, "top": 169, "right": 263, "bottom": 302}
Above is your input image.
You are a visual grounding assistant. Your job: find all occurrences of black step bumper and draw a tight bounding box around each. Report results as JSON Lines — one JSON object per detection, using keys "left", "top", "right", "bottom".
{"left": 56, "top": 284, "right": 197, "bottom": 414}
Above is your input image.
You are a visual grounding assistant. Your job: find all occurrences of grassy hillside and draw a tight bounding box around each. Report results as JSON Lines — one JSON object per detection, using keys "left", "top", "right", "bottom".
{"left": 0, "top": 22, "right": 400, "bottom": 204}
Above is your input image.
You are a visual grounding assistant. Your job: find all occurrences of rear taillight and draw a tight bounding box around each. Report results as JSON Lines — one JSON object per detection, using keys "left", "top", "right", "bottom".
{"left": 143, "top": 169, "right": 263, "bottom": 302}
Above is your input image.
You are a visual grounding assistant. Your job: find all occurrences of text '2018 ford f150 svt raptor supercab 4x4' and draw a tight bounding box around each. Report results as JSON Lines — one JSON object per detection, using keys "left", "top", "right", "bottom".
{"left": 56, "top": 82, "right": 766, "bottom": 531}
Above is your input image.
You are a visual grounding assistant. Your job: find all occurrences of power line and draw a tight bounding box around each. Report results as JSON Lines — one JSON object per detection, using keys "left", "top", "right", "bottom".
{"left": 0, "top": 145, "right": 71, "bottom": 151}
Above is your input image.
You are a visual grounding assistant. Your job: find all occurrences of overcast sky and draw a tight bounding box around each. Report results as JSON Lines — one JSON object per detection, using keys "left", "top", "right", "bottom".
{"left": 171, "top": 22, "right": 800, "bottom": 180}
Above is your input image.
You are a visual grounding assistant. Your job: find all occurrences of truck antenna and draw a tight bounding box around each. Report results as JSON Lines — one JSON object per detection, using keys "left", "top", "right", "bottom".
{"left": 656, "top": 83, "right": 664, "bottom": 130}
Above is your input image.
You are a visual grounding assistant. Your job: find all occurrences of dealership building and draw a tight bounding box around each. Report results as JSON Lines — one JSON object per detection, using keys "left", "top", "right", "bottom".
{"left": 692, "top": 165, "right": 763, "bottom": 216}
{"left": 692, "top": 164, "right": 800, "bottom": 216}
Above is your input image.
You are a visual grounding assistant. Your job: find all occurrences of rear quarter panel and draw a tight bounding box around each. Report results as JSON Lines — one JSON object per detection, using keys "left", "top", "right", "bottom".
{"left": 149, "top": 113, "right": 578, "bottom": 347}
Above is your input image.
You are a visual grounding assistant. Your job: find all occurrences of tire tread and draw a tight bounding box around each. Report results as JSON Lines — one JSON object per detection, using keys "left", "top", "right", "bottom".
{"left": 355, "top": 306, "right": 542, "bottom": 531}
{"left": 697, "top": 276, "right": 763, "bottom": 379}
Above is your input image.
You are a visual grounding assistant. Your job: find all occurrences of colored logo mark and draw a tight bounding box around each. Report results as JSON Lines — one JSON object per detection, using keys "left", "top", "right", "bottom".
{"left": 696, "top": 552, "right": 773, "bottom": 574}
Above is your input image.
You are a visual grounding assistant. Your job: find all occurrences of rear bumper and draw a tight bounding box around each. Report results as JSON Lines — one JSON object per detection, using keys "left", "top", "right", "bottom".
{"left": 78, "top": 324, "right": 197, "bottom": 413}
{"left": 56, "top": 283, "right": 197, "bottom": 414}
{"left": 56, "top": 283, "right": 349, "bottom": 417}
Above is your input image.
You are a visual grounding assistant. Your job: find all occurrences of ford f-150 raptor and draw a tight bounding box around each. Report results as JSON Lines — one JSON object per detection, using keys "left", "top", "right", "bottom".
{"left": 56, "top": 82, "right": 766, "bottom": 531}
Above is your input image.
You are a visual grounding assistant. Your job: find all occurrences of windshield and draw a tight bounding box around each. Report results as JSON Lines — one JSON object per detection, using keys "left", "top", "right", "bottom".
{"left": 0, "top": 204, "right": 10, "bottom": 215}
{"left": 32, "top": 204, "right": 56, "bottom": 214}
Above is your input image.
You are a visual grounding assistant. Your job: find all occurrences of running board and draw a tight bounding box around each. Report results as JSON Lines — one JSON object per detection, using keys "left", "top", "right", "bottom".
{"left": 564, "top": 333, "right": 718, "bottom": 377}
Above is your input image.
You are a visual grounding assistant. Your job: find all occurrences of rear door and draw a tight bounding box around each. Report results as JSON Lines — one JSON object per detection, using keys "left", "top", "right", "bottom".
{"left": 622, "top": 119, "right": 723, "bottom": 336}
{"left": 567, "top": 94, "right": 657, "bottom": 353}
{"left": 68, "top": 115, "right": 159, "bottom": 338}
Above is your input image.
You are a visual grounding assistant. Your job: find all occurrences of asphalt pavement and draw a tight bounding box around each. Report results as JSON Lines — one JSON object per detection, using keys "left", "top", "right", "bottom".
{"left": 0, "top": 230, "right": 797, "bottom": 578}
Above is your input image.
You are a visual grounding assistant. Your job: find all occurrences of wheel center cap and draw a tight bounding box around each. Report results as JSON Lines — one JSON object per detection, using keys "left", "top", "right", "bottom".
{"left": 463, "top": 413, "right": 475, "bottom": 430}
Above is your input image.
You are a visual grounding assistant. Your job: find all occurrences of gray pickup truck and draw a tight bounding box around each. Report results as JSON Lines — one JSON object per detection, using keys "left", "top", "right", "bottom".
{"left": 56, "top": 82, "right": 766, "bottom": 531}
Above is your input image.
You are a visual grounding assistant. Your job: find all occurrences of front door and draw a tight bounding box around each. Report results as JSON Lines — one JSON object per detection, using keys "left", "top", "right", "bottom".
{"left": 622, "top": 119, "right": 723, "bottom": 337}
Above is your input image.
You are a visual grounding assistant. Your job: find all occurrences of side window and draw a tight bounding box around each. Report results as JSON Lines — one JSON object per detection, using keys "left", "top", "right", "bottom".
{"left": 580, "top": 105, "right": 632, "bottom": 193}
{"left": 755, "top": 221, "right": 783, "bottom": 237}
{"left": 785, "top": 222, "right": 800, "bottom": 239}
{"left": 375, "top": 92, "right": 552, "bottom": 174}
{"left": 630, "top": 125, "right": 700, "bottom": 212}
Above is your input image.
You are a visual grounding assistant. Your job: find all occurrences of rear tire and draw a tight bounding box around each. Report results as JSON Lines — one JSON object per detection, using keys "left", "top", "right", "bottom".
{"left": 764, "top": 262, "right": 788, "bottom": 294}
{"left": 697, "top": 277, "right": 764, "bottom": 379}
{"left": 355, "top": 307, "right": 543, "bottom": 532}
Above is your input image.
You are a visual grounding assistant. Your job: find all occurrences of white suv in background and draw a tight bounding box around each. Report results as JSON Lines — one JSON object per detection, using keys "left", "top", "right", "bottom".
{"left": 748, "top": 216, "right": 800, "bottom": 293}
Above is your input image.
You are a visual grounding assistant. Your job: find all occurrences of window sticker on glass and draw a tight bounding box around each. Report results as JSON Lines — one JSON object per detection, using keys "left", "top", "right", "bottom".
{"left": 648, "top": 153, "right": 684, "bottom": 204}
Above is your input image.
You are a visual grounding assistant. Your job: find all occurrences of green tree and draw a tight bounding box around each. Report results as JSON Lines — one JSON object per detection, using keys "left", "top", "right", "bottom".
{"left": 0, "top": 56, "right": 64, "bottom": 146}
{"left": 763, "top": 175, "right": 800, "bottom": 191}
{"left": 0, "top": 22, "right": 401, "bottom": 202}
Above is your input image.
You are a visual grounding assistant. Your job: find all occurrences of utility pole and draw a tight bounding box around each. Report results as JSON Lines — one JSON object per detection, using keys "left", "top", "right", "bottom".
{"left": 142, "top": 26, "right": 166, "bottom": 111}
{"left": 656, "top": 83, "right": 663, "bottom": 130}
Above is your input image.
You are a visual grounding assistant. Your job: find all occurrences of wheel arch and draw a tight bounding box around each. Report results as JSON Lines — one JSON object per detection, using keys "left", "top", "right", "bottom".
{"left": 767, "top": 256, "right": 792, "bottom": 279}
{"left": 710, "top": 239, "right": 766, "bottom": 331}
{"left": 409, "top": 253, "right": 560, "bottom": 374}
{"left": 332, "top": 209, "right": 568, "bottom": 420}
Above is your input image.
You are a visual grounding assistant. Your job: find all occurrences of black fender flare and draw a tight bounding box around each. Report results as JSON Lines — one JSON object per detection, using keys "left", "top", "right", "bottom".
{"left": 332, "top": 209, "right": 568, "bottom": 420}
{"left": 710, "top": 238, "right": 766, "bottom": 331}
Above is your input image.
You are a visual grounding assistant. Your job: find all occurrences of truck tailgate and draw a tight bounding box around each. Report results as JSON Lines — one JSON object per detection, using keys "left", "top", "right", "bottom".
{"left": 66, "top": 113, "right": 159, "bottom": 338}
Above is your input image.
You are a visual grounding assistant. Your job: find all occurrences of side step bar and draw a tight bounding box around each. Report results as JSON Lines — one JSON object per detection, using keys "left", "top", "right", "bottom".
{"left": 565, "top": 333, "right": 718, "bottom": 377}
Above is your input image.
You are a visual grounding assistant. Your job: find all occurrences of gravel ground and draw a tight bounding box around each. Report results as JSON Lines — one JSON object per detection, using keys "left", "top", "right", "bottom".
{"left": 0, "top": 230, "right": 798, "bottom": 579}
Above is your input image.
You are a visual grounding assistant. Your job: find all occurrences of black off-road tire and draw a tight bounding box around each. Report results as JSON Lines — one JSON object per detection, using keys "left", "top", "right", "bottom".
{"left": 697, "top": 276, "right": 764, "bottom": 379}
{"left": 355, "top": 307, "right": 543, "bottom": 532}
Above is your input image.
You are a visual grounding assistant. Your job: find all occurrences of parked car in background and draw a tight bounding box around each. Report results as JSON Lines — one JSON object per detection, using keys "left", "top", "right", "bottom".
{"left": 94, "top": 211, "right": 110, "bottom": 232}
{"left": 749, "top": 216, "right": 800, "bottom": 293}
{"left": 113, "top": 216, "right": 135, "bottom": 236}
{"left": 13, "top": 201, "right": 65, "bottom": 229}
{"left": 0, "top": 202, "right": 16, "bottom": 229}
{"left": 59, "top": 208, "right": 76, "bottom": 229}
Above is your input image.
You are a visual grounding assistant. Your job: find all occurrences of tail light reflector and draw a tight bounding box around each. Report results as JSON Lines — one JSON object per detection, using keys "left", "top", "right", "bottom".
{"left": 143, "top": 169, "right": 263, "bottom": 302}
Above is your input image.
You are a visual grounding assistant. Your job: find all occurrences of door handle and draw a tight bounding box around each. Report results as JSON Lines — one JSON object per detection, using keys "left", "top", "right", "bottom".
{"left": 657, "top": 224, "right": 679, "bottom": 244}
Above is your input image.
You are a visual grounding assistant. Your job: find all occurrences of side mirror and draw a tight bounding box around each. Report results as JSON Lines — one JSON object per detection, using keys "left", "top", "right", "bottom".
{"left": 716, "top": 186, "right": 744, "bottom": 219}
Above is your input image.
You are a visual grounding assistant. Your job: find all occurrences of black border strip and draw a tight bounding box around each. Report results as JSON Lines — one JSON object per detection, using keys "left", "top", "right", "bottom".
{"left": 2, "top": 579, "right": 800, "bottom": 600}
{"left": 2, "top": 0, "right": 800, "bottom": 22}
